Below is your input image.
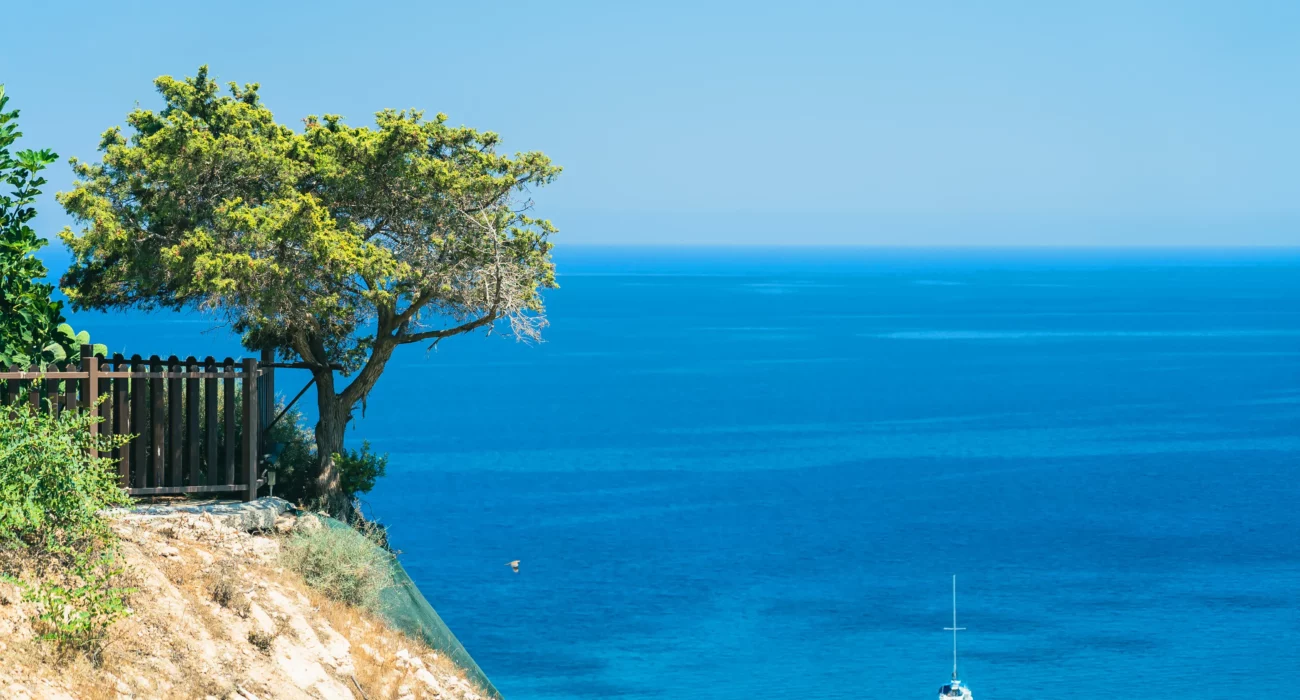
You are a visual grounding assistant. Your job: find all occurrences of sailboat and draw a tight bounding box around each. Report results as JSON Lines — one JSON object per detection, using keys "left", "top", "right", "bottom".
{"left": 938, "top": 575, "right": 974, "bottom": 699}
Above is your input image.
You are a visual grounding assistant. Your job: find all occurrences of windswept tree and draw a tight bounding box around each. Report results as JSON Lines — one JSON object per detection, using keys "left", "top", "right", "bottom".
{"left": 59, "top": 68, "right": 560, "bottom": 509}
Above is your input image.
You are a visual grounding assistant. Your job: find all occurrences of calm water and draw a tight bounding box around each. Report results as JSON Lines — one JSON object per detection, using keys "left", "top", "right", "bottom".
{"left": 69, "top": 248, "right": 1300, "bottom": 699}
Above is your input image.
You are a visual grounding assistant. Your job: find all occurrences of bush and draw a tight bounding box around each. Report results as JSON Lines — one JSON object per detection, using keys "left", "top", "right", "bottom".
{"left": 207, "top": 559, "right": 250, "bottom": 617}
{"left": 0, "top": 85, "right": 103, "bottom": 368}
{"left": 259, "top": 402, "right": 389, "bottom": 524}
{"left": 280, "top": 519, "right": 394, "bottom": 612}
{"left": 336, "top": 441, "right": 388, "bottom": 504}
{"left": 9, "top": 551, "right": 134, "bottom": 665}
{"left": 0, "top": 402, "right": 130, "bottom": 552}
{"left": 0, "top": 401, "right": 135, "bottom": 664}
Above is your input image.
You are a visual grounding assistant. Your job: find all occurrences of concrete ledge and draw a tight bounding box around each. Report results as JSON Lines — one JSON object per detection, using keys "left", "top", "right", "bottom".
{"left": 115, "top": 497, "right": 293, "bottom": 532}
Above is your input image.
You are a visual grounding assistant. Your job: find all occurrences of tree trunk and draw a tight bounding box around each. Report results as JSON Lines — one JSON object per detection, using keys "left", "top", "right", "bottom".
{"left": 301, "top": 332, "right": 397, "bottom": 517}
{"left": 311, "top": 368, "right": 351, "bottom": 515}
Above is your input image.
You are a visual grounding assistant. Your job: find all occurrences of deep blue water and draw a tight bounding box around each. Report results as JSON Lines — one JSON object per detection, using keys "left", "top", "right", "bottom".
{"left": 68, "top": 248, "right": 1300, "bottom": 699}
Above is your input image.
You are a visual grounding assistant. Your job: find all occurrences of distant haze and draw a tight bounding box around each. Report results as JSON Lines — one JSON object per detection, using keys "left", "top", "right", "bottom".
{"left": 4, "top": 0, "right": 1298, "bottom": 249}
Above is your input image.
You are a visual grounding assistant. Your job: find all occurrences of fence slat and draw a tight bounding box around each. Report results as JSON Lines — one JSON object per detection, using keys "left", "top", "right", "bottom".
{"left": 27, "top": 365, "right": 40, "bottom": 412}
{"left": 149, "top": 356, "right": 164, "bottom": 488}
{"left": 63, "top": 363, "right": 79, "bottom": 415}
{"left": 81, "top": 347, "right": 100, "bottom": 459}
{"left": 242, "top": 357, "right": 259, "bottom": 502}
{"left": 186, "top": 357, "right": 200, "bottom": 487}
{"left": 205, "top": 357, "right": 218, "bottom": 487}
{"left": 47, "top": 367, "right": 62, "bottom": 419}
{"left": 114, "top": 355, "right": 130, "bottom": 486}
{"left": 167, "top": 356, "right": 183, "bottom": 488}
{"left": 223, "top": 358, "right": 236, "bottom": 487}
{"left": 130, "top": 356, "right": 147, "bottom": 488}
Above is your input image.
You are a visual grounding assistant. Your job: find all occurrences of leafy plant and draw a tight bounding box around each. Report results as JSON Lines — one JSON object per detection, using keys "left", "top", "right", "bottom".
{"left": 8, "top": 550, "right": 135, "bottom": 665}
{"left": 0, "top": 85, "right": 104, "bottom": 367}
{"left": 335, "top": 441, "right": 388, "bottom": 501}
{"left": 257, "top": 399, "right": 388, "bottom": 512}
{"left": 0, "top": 401, "right": 131, "bottom": 552}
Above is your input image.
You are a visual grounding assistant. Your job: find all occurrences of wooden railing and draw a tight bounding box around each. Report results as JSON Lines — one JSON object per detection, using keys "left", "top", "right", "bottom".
{"left": 0, "top": 345, "right": 267, "bottom": 501}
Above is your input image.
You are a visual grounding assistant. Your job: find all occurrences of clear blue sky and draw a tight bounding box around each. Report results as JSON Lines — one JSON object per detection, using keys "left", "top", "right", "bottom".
{"left": 3, "top": 0, "right": 1298, "bottom": 248}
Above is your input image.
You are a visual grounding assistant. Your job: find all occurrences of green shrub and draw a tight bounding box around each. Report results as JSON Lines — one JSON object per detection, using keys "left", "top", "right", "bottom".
{"left": 0, "top": 85, "right": 103, "bottom": 368}
{"left": 280, "top": 519, "right": 394, "bottom": 612}
{"left": 0, "top": 400, "right": 135, "bottom": 664}
{"left": 335, "top": 440, "right": 388, "bottom": 503}
{"left": 0, "top": 402, "right": 130, "bottom": 552}
{"left": 8, "top": 550, "right": 135, "bottom": 665}
{"left": 259, "top": 403, "right": 388, "bottom": 520}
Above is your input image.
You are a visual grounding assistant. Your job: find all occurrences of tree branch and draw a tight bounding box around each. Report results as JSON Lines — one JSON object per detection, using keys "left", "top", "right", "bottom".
{"left": 396, "top": 311, "right": 499, "bottom": 344}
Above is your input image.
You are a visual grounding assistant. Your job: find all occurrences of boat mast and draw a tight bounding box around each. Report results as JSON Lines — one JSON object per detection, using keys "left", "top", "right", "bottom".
{"left": 944, "top": 575, "right": 965, "bottom": 681}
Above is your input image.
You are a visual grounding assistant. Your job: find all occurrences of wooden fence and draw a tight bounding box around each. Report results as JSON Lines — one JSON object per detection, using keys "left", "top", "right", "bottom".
{"left": 0, "top": 345, "right": 270, "bottom": 501}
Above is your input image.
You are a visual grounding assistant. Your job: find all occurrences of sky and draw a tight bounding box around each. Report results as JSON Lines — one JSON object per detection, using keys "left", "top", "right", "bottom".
{"left": 3, "top": 0, "right": 1298, "bottom": 251}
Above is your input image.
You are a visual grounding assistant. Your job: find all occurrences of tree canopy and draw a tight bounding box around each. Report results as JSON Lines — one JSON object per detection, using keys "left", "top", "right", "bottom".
{"left": 59, "top": 67, "right": 561, "bottom": 502}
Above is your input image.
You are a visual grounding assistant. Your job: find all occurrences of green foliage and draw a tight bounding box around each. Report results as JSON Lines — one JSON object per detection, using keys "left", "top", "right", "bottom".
{"left": 258, "top": 399, "right": 317, "bottom": 504}
{"left": 59, "top": 67, "right": 561, "bottom": 361}
{"left": 7, "top": 550, "right": 135, "bottom": 665}
{"left": 280, "top": 518, "right": 394, "bottom": 612}
{"left": 260, "top": 402, "right": 387, "bottom": 507}
{"left": 0, "top": 402, "right": 130, "bottom": 552}
{"left": 0, "top": 399, "right": 135, "bottom": 665}
{"left": 335, "top": 440, "right": 388, "bottom": 501}
{"left": 42, "top": 323, "right": 107, "bottom": 365}
{"left": 0, "top": 85, "right": 105, "bottom": 367}
{"left": 59, "top": 66, "right": 561, "bottom": 500}
{"left": 1, "top": 84, "right": 64, "bottom": 367}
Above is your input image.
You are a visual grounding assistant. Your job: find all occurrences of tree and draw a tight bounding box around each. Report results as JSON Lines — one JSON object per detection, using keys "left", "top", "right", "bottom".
{"left": 59, "top": 68, "right": 560, "bottom": 510}
{"left": 0, "top": 85, "right": 104, "bottom": 367}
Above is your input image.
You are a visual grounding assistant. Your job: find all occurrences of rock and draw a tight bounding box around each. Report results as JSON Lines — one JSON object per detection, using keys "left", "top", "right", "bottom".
{"left": 415, "top": 667, "right": 440, "bottom": 689}
{"left": 294, "top": 514, "right": 324, "bottom": 534}
{"left": 158, "top": 545, "right": 180, "bottom": 558}
{"left": 122, "top": 497, "right": 292, "bottom": 533}
{"left": 274, "top": 515, "right": 296, "bottom": 534}
{"left": 251, "top": 537, "right": 279, "bottom": 559}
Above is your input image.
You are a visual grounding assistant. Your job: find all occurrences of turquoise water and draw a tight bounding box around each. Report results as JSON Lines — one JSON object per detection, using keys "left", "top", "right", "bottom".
{"left": 69, "top": 248, "right": 1300, "bottom": 698}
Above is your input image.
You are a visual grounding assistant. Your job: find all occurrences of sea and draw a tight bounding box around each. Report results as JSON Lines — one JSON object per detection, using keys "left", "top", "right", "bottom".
{"left": 65, "top": 247, "right": 1300, "bottom": 699}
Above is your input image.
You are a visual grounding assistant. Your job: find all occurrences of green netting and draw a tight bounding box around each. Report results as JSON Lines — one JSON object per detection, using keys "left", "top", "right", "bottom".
{"left": 320, "top": 516, "right": 501, "bottom": 698}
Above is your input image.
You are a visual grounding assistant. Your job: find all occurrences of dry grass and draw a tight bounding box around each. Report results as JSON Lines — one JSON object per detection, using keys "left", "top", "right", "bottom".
{"left": 290, "top": 565, "right": 488, "bottom": 699}
{"left": 0, "top": 513, "right": 491, "bottom": 699}
{"left": 280, "top": 520, "right": 395, "bottom": 611}
{"left": 208, "top": 558, "right": 252, "bottom": 616}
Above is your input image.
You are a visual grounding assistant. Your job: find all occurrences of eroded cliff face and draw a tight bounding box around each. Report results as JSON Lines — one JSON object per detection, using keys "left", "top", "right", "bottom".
{"left": 0, "top": 509, "right": 487, "bottom": 700}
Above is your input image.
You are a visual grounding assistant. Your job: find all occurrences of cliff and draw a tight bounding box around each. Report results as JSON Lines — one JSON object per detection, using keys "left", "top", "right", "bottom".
{"left": 0, "top": 506, "right": 490, "bottom": 700}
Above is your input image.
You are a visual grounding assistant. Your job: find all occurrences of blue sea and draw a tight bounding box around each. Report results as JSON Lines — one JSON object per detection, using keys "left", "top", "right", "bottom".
{"left": 68, "top": 248, "right": 1300, "bottom": 699}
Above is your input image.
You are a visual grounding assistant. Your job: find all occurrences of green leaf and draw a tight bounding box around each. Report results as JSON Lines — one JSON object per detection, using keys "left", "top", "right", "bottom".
{"left": 41, "top": 342, "right": 67, "bottom": 363}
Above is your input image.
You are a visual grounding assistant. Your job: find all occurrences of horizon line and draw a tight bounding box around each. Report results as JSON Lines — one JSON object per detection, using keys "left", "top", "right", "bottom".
{"left": 555, "top": 242, "right": 1300, "bottom": 249}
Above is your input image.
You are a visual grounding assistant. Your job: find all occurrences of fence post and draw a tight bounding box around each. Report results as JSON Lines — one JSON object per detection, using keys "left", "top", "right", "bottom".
{"left": 241, "top": 357, "right": 259, "bottom": 502}
{"left": 80, "top": 345, "right": 99, "bottom": 458}
{"left": 261, "top": 349, "right": 275, "bottom": 432}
